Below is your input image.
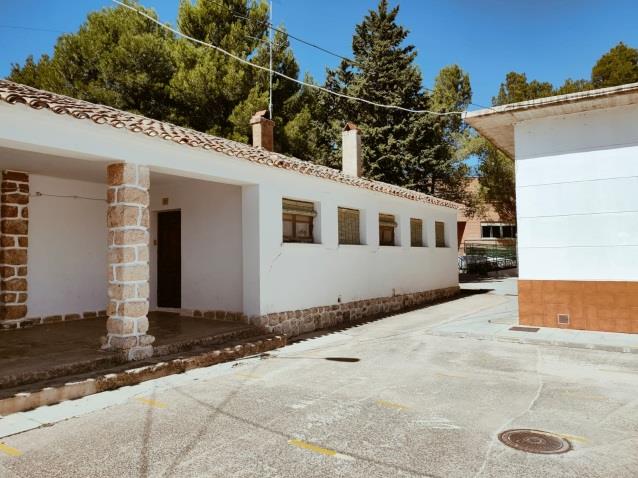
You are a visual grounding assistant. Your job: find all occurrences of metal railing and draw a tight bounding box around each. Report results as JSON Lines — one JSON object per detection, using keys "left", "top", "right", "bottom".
{"left": 458, "top": 240, "right": 517, "bottom": 274}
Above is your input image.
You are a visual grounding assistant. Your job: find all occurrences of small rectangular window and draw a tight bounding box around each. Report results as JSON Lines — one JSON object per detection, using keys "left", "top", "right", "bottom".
{"left": 410, "top": 218, "right": 423, "bottom": 247}
{"left": 481, "top": 223, "right": 517, "bottom": 239}
{"left": 338, "top": 207, "right": 361, "bottom": 245}
{"left": 379, "top": 213, "right": 396, "bottom": 246}
{"left": 282, "top": 198, "right": 316, "bottom": 243}
{"left": 435, "top": 221, "right": 446, "bottom": 247}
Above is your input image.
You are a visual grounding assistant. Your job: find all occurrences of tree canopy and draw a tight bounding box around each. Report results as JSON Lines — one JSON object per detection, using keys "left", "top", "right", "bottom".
{"left": 305, "top": 0, "right": 470, "bottom": 201}
{"left": 7, "top": 1, "right": 638, "bottom": 217}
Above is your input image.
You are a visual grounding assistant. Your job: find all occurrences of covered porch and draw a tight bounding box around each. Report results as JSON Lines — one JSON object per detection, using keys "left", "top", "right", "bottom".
{"left": 0, "top": 138, "right": 257, "bottom": 364}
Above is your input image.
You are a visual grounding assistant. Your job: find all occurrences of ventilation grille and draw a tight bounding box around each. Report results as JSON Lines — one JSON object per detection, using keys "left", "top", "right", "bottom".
{"left": 557, "top": 314, "right": 570, "bottom": 325}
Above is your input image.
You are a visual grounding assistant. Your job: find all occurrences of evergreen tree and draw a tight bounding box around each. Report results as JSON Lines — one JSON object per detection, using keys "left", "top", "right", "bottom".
{"left": 591, "top": 42, "right": 638, "bottom": 88}
{"left": 308, "top": 0, "right": 467, "bottom": 201}
{"left": 7, "top": 0, "right": 313, "bottom": 159}
{"left": 9, "top": 3, "right": 176, "bottom": 121}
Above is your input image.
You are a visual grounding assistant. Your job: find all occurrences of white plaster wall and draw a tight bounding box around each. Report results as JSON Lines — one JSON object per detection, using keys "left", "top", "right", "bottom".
{"left": 149, "top": 179, "right": 243, "bottom": 312}
{"left": 242, "top": 173, "right": 458, "bottom": 316}
{"left": 27, "top": 174, "right": 107, "bottom": 317}
{"left": 515, "top": 104, "right": 638, "bottom": 281}
{"left": 0, "top": 104, "right": 459, "bottom": 318}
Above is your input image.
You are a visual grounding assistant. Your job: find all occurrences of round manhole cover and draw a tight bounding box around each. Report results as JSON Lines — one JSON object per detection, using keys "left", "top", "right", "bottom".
{"left": 498, "top": 429, "right": 572, "bottom": 454}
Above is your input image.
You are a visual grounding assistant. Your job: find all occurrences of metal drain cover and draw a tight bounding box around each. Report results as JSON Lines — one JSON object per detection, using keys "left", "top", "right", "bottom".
{"left": 498, "top": 429, "right": 572, "bottom": 454}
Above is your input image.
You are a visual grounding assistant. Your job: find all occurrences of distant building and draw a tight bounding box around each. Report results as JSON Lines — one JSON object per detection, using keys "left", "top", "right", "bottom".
{"left": 457, "top": 177, "right": 516, "bottom": 254}
{"left": 466, "top": 82, "right": 638, "bottom": 333}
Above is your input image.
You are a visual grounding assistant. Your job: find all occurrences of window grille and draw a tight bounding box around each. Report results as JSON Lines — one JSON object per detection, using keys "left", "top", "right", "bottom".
{"left": 410, "top": 218, "right": 423, "bottom": 247}
{"left": 435, "top": 221, "right": 446, "bottom": 247}
{"left": 338, "top": 207, "right": 360, "bottom": 245}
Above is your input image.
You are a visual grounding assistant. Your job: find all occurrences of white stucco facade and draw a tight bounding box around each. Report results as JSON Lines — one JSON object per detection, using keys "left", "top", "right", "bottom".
{"left": 0, "top": 96, "right": 459, "bottom": 323}
{"left": 240, "top": 174, "right": 457, "bottom": 316}
{"left": 27, "top": 174, "right": 107, "bottom": 317}
{"left": 514, "top": 104, "right": 638, "bottom": 282}
{"left": 149, "top": 179, "right": 244, "bottom": 312}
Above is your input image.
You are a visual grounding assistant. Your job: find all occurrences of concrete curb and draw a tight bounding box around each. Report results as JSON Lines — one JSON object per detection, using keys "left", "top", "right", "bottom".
{"left": 0, "top": 335, "right": 286, "bottom": 417}
{"left": 428, "top": 330, "right": 638, "bottom": 354}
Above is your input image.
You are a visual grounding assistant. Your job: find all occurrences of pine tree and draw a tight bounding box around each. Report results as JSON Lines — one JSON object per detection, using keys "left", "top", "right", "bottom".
{"left": 308, "top": 0, "right": 467, "bottom": 200}
{"left": 7, "top": 0, "right": 315, "bottom": 159}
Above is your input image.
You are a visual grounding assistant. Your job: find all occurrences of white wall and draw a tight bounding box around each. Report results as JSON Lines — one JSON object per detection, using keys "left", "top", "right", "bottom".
{"left": 241, "top": 170, "right": 458, "bottom": 316}
{"left": 28, "top": 174, "right": 107, "bottom": 316}
{"left": 515, "top": 104, "right": 638, "bottom": 281}
{"left": 149, "top": 179, "right": 243, "bottom": 312}
{"left": 0, "top": 104, "right": 459, "bottom": 318}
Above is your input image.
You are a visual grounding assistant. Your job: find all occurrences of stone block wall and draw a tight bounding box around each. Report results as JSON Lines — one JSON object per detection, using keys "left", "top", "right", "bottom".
{"left": 105, "top": 163, "right": 153, "bottom": 360}
{"left": 0, "top": 170, "right": 29, "bottom": 321}
{"left": 249, "top": 286, "right": 460, "bottom": 337}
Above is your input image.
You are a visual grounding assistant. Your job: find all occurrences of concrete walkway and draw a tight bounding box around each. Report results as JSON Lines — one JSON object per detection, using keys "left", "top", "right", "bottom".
{"left": 1, "top": 288, "right": 637, "bottom": 477}
{"left": 428, "top": 277, "right": 638, "bottom": 354}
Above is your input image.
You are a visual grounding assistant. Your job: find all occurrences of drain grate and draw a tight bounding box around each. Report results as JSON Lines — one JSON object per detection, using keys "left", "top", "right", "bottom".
{"left": 509, "top": 326, "right": 540, "bottom": 333}
{"left": 498, "top": 429, "right": 572, "bottom": 454}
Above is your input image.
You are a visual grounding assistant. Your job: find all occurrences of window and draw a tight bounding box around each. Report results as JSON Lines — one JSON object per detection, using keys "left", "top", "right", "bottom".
{"left": 338, "top": 207, "right": 361, "bottom": 245}
{"left": 481, "top": 223, "right": 517, "bottom": 239}
{"left": 379, "top": 213, "right": 397, "bottom": 246}
{"left": 282, "top": 198, "right": 316, "bottom": 243}
{"left": 435, "top": 221, "right": 446, "bottom": 247}
{"left": 410, "top": 218, "right": 424, "bottom": 247}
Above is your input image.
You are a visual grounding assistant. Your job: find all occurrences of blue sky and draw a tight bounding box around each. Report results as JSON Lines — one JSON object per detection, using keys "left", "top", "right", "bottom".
{"left": 2, "top": 0, "right": 638, "bottom": 109}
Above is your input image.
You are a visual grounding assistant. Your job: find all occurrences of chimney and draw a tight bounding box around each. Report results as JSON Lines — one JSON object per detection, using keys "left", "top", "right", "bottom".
{"left": 342, "top": 122, "right": 362, "bottom": 177}
{"left": 250, "top": 110, "right": 275, "bottom": 151}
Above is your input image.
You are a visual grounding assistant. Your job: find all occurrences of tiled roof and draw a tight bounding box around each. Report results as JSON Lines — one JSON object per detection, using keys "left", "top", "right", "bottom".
{"left": 0, "top": 80, "right": 459, "bottom": 209}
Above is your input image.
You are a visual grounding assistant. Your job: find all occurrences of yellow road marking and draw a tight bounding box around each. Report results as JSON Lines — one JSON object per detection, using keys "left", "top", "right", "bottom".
{"left": 135, "top": 397, "right": 167, "bottom": 409}
{"left": 235, "top": 372, "right": 262, "bottom": 380}
{"left": 288, "top": 439, "right": 338, "bottom": 457}
{"left": 558, "top": 433, "right": 588, "bottom": 444}
{"left": 376, "top": 400, "right": 409, "bottom": 411}
{"left": 0, "top": 442, "right": 23, "bottom": 457}
{"left": 435, "top": 372, "right": 466, "bottom": 379}
{"left": 559, "top": 390, "right": 606, "bottom": 401}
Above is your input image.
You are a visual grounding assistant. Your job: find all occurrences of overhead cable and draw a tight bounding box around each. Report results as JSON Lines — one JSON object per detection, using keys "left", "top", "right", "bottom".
{"left": 113, "top": 0, "right": 465, "bottom": 116}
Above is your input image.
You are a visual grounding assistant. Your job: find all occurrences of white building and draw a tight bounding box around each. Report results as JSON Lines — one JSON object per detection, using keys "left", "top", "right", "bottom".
{"left": 0, "top": 80, "right": 459, "bottom": 359}
{"left": 465, "top": 82, "right": 638, "bottom": 333}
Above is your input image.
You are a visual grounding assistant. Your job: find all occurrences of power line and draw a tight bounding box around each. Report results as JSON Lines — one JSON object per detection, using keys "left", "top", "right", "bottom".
{"left": 0, "top": 24, "right": 65, "bottom": 34}
{"left": 206, "top": 0, "right": 359, "bottom": 67}
{"left": 205, "top": 0, "right": 494, "bottom": 112}
{"left": 113, "top": 0, "right": 464, "bottom": 116}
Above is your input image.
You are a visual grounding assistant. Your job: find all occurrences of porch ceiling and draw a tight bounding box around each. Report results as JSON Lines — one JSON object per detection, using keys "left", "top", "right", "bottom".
{"left": 0, "top": 145, "right": 215, "bottom": 186}
{"left": 0, "top": 146, "right": 107, "bottom": 183}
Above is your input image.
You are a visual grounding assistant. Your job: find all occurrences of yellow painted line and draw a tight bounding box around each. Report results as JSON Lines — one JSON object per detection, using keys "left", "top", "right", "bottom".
{"left": 376, "top": 400, "right": 409, "bottom": 411}
{"left": 135, "top": 397, "right": 167, "bottom": 409}
{"left": 235, "top": 372, "right": 263, "bottom": 380}
{"left": 559, "top": 390, "right": 606, "bottom": 401}
{"left": 558, "top": 433, "right": 588, "bottom": 444}
{"left": 0, "top": 442, "right": 23, "bottom": 457}
{"left": 435, "top": 372, "right": 466, "bottom": 379}
{"left": 288, "top": 439, "right": 354, "bottom": 461}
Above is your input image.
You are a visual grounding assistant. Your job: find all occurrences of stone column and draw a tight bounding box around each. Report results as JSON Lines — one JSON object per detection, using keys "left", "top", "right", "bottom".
{"left": 0, "top": 170, "right": 29, "bottom": 321}
{"left": 104, "top": 163, "right": 153, "bottom": 360}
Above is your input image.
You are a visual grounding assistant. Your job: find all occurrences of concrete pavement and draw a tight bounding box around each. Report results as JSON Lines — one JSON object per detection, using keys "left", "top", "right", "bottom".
{"left": 436, "top": 277, "right": 638, "bottom": 354}
{"left": 1, "top": 288, "right": 637, "bottom": 477}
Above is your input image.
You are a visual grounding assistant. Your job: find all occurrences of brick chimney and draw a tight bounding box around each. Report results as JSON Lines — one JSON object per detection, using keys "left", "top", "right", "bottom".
{"left": 250, "top": 110, "right": 275, "bottom": 151}
{"left": 342, "top": 122, "right": 362, "bottom": 177}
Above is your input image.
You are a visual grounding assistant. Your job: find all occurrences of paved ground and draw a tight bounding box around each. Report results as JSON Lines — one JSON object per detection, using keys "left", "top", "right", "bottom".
{"left": 1, "top": 284, "right": 637, "bottom": 477}
{"left": 437, "top": 277, "right": 638, "bottom": 353}
{"left": 0, "top": 312, "right": 256, "bottom": 383}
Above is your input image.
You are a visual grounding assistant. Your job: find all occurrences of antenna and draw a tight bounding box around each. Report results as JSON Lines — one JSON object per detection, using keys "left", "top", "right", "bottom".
{"left": 268, "top": 0, "right": 273, "bottom": 119}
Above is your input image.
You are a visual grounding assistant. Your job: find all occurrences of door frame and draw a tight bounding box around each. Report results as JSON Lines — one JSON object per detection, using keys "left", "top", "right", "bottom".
{"left": 156, "top": 209, "right": 182, "bottom": 308}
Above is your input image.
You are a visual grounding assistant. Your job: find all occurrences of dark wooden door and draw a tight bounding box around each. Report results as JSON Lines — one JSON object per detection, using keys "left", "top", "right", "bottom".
{"left": 157, "top": 210, "right": 181, "bottom": 308}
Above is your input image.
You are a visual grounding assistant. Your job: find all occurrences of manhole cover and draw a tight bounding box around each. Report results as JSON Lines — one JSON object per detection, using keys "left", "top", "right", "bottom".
{"left": 498, "top": 429, "right": 572, "bottom": 454}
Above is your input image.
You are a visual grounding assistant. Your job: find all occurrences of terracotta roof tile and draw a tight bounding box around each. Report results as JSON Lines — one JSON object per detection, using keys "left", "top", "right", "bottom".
{"left": 0, "top": 80, "right": 459, "bottom": 209}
